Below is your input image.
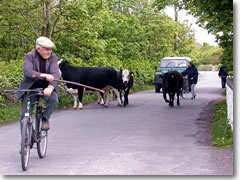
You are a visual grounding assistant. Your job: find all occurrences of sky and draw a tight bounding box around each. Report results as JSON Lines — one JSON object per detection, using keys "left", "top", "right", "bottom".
{"left": 164, "top": 6, "right": 218, "bottom": 47}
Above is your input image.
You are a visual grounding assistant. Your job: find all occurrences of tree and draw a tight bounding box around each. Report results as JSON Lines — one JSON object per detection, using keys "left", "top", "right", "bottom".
{"left": 153, "top": 0, "right": 185, "bottom": 51}
{"left": 182, "top": 0, "right": 233, "bottom": 71}
{"left": 0, "top": 0, "right": 77, "bottom": 60}
{"left": 199, "top": 43, "right": 222, "bottom": 65}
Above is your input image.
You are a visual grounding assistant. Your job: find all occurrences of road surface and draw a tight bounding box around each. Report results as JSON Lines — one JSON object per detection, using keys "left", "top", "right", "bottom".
{"left": 0, "top": 71, "right": 233, "bottom": 175}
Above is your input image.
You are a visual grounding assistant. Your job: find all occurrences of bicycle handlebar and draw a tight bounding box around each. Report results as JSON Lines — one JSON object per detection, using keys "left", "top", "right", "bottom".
{"left": 5, "top": 88, "right": 44, "bottom": 95}
{"left": 32, "top": 75, "right": 46, "bottom": 80}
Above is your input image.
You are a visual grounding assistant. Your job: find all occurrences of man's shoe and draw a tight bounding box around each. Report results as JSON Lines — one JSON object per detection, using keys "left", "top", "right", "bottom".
{"left": 41, "top": 119, "right": 50, "bottom": 131}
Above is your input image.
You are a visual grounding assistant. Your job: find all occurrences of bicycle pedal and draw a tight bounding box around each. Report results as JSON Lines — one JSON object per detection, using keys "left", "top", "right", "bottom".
{"left": 40, "top": 104, "right": 46, "bottom": 110}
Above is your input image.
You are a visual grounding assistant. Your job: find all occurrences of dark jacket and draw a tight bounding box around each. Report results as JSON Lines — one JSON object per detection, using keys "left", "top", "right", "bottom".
{"left": 17, "top": 50, "right": 60, "bottom": 100}
{"left": 181, "top": 65, "right": 198, "bottom": 85}
{"left": 218, "top": 66, "right": 228, "bottom": 77}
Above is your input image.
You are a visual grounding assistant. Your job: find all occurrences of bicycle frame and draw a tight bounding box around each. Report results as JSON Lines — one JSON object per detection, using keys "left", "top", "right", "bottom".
{"left": 6, "top": 88, "right": 48, "bottom": 171}
{"left": 21, "top": 92, "right": 41, "bottom": 143}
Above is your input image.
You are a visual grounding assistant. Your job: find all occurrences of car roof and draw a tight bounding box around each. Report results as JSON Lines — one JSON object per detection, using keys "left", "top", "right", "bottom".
{"left": 161, "top": 57, "right": 192, "bottom": 61}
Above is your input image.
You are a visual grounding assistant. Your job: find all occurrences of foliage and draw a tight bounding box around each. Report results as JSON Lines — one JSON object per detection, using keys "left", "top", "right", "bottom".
{"left": 199, "top": 43, "right": 223, "bottom": 65}
{"left": 0, "top": 60, "right": 24, "bottom": 106}
{"left": 182, "top": 0, "right": 233, "bottom": 71}
{"left": 212, "top": 100, "right": 233, "bottom": 148}
{"left": 152, "top": 0, "right": 233, "bottom": 71}
{"left": 0, "top": 103, "right": 20, "bottom": 124}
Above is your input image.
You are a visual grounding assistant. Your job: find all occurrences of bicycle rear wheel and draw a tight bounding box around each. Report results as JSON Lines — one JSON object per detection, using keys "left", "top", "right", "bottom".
{"left": 36, "top": 107, "right": 48, "bottom": 158}
{"left": 21, "top": 117, "right": 31, "bottom": 171}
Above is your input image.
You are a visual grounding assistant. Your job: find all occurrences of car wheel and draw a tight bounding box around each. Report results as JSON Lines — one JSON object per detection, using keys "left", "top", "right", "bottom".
{"left": 155, "top": 84, "right": 161, "bottom": 93}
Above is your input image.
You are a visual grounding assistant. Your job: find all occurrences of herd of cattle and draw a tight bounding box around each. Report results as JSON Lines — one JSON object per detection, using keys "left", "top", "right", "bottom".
{"left": 58, "top": 60, "right": 183, "bottom": 109}
{"left": 58, "top": 60, "right": 134, "bottom": 109}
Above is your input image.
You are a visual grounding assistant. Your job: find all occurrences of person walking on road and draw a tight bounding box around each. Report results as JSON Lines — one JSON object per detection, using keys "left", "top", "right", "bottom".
{"left": 17, "top": 36, "right": 60, "bottom": 130}
{"left": 181, "top": 61, "right": 199, "bottom": 100}
{"left": 218, "top": 65, "right": 228, "bottom": 88}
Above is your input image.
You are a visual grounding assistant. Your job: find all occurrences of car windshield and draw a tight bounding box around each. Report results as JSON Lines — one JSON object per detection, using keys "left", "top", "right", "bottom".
{"left": 160, "top": 60, "right": 187, "bottom": 68}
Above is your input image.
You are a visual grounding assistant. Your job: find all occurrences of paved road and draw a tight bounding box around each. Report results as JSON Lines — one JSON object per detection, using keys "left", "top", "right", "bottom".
{"left": 0, "top": 71, "right": 233, "bottom": 175}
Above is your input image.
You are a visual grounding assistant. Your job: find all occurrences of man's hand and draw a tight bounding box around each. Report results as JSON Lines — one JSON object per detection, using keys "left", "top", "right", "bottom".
{"left": 44, "top": 86, "right": 54, "bottom": 96}
{"left": 40, "top": 74, "right": 54, "bottom": 81}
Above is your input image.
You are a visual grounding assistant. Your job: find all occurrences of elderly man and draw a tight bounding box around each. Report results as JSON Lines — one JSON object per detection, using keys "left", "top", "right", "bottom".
{"left": 18, "top": 36, "right": 60, "bottom": 130}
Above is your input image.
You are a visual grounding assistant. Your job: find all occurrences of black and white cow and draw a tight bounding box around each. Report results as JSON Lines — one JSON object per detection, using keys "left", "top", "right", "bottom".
{"left": 161, "top": 71, "right": 183, "bottom": 107}
{"left": 58, "top": 60, "right": 122, "bottom": 109}
{"left": 117, "top": 69, "right": 134, "bottom": 106}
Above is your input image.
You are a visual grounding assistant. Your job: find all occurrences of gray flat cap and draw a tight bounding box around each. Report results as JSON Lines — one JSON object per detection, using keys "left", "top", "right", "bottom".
{"left": 36, "top": 36, "right": 55, "bottom": 49}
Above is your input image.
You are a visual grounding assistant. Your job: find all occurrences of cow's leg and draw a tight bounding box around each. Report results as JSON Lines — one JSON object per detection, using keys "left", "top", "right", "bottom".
{"left": 124, "top": 88, "right": 130, "bottom": 106}
{"left": 104, "top": 87, "right": 110, "bottom": 108}
{"left": 168, "top": 93, "right": 172, "bottom": 107}
{"left": 72, "top": 94, "right": 78, "bottom": 110}
{"left": 97, "top": 92, "right": 104, "bottom": 105}
{"left": 163, "top": 91, "right": 169, "bottom": 103}
{"left": 177, "top": 91, "right": 180, "bottom": 106}
{"left": 112, "top": 88, "right": 122, "bottom": 106}
{"left": 119, "top": 90, "right": 123, "bottom": 105}
{"left": 100, "top": 93, "right": 104, "bottom": 104}
{"left": 171, "top": 92, "right": 175, "bottom": 107}
{"left": 77, "top": 87, "right": 84, "bottom": 109}
{"left": 112, "top": 90, "right": 117, "bottom": 100}
{"left": 169, "top": 92, "right": 174, "bottom": 107}
{"left": 97, "top": 93, "right": 101, "bottom": 104}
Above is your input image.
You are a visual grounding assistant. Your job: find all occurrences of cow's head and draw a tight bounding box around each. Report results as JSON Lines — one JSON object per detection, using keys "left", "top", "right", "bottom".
{"left": 121, "top": 69, "right": 133, "bottom": 85}
{"left": 163, "top": 72, "right": 176, "bottom": 89}
{"left": 58, "top": 60, "right": 69, "bottom": 76}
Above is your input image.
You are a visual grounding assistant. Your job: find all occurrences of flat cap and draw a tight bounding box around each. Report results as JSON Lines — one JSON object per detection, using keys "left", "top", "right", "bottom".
{"left": 36, "top": 36, "right": 55, "bottom": 49}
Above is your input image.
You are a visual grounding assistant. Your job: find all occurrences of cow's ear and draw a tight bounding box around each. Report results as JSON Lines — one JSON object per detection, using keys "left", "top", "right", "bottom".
{"left": 58, "top": 59, "right": 63, "bottom": 65}
{"left": 130, "top": 72, "right": 134, "bottom": 77}
{"left": 63, "top": 60, "right": 68, "bottom": 64}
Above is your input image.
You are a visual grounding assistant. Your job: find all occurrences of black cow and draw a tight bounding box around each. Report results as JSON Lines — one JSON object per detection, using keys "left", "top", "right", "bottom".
{"left": 161, "top": 71, "right": 183, "bottom": 107}
{"left": 58, "top": 60, "right": 121, "bottom": 109}
{"left": 117, "top": 69, "right": 134, "bottom": 106}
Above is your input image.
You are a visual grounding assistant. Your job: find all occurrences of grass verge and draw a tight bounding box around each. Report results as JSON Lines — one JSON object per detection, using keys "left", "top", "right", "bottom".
{"left": 0, "top": 84, "right": 154, "bottom": 125}
{"left": 211, "top": 100, "right": 233, "bottom": 148}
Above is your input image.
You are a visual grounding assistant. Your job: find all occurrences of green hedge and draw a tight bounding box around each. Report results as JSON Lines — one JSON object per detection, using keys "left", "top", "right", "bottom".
{"left": 212, "top": 100, "right": 233, "bottom": 148}
{"left": 0, "top": 60, "right": 24, "bottom": 106}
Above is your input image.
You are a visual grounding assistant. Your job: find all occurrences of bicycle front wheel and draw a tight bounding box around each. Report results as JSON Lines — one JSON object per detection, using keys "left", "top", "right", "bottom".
{"left": 37, "top": 129, "right": 48, "bottom": 158}
{"left": 21, "top": 117, "right": 31, "bottom": 171}
{"left": 36, "top": 109, "right": 48, "bottom": 158}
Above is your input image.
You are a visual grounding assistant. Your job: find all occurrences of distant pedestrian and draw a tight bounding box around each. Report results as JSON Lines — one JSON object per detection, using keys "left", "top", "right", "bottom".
{"left": 218, "top": 65, "right": 228, "bottom": 88}
{"left": 181, "top": 61, "right": 199, "bottom": 99}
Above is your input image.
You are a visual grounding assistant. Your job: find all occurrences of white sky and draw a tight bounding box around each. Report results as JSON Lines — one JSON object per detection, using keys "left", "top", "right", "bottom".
{"left": 164, "top": 6, "right": 218, "bottom": 47}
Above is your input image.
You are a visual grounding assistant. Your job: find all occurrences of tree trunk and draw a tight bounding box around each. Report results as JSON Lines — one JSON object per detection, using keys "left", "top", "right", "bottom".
{"left": 174, "top": 5, "right": 178, "bottom": 51}
{"left": 41, "top": 2, "right": 51, "bottom": 38}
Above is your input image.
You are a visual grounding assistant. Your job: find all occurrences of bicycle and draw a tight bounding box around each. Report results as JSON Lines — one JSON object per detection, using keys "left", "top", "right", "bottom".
{"left": 181, "top": 77, "right": 189, "bottom": 98}
{"left": 5, "top": 88, "right": 48, "bottom": 171}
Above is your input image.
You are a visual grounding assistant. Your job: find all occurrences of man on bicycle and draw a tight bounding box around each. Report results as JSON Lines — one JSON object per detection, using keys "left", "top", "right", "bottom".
{"left": 17, "top": 36, "right": 60, "bottom": 131}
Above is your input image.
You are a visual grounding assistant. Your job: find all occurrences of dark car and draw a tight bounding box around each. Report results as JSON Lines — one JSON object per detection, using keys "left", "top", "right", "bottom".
{"left": 154, "top": 57, "right": 192, "bottom": 93}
